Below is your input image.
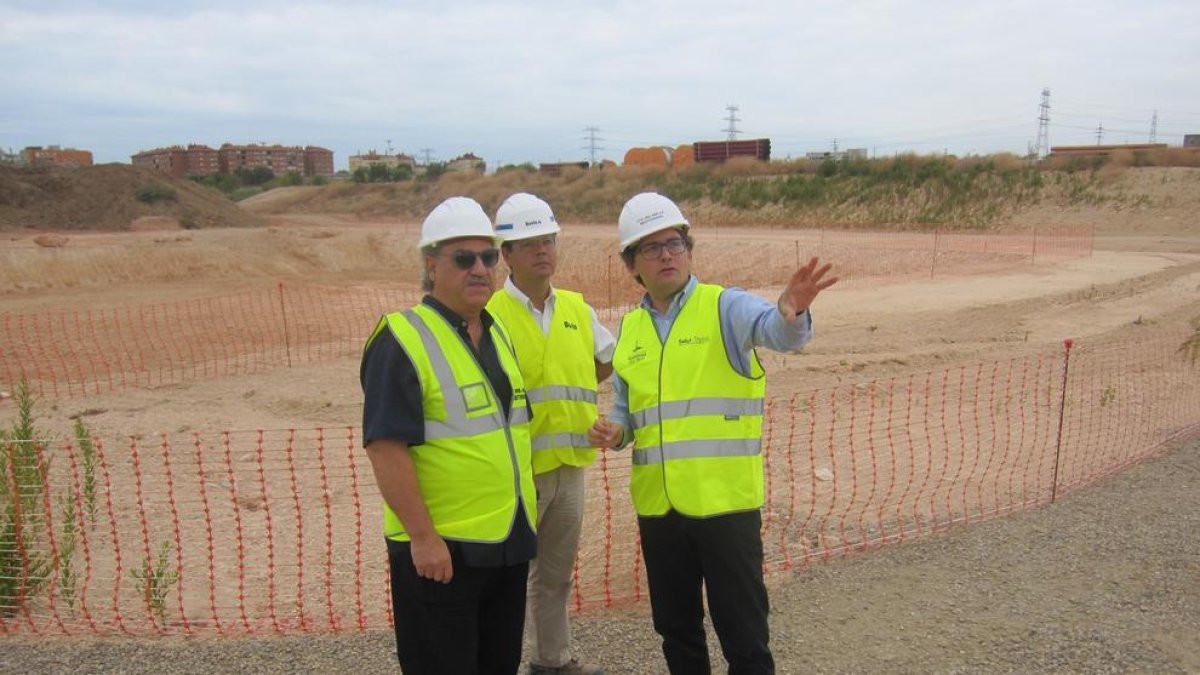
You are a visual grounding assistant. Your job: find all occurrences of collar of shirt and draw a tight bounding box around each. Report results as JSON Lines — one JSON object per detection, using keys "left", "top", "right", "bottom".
{"left": 421, "top": 294, "right": 495, "bottom": 339}
{"left": 503, "top": 275, "right": 557, "bottom": 313}
{"left": 639, "top": 274, "right": 698, "bottom": 322}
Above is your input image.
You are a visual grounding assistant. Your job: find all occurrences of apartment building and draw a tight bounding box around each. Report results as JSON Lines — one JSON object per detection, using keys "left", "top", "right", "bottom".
{"left": 446, "top": 152, "right": 485, "bottom": 173}
{"left": 132, "top": 143, "right": 334, "bottom": 178}
{"left": 348, "top": 150, "right": 417, "bottom": 173}
{"left": 21, "top": 145, "right": 94, "bottom": 168}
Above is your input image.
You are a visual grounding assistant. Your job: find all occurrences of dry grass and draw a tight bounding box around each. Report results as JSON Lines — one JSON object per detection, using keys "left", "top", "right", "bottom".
{"left": 239, "top": 155, "right": 1200, "bottom": 232}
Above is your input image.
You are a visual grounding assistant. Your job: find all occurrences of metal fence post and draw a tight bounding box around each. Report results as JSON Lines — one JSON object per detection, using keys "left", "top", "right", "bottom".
{"left": 1050, "top": 338, "right": 1074, "bottom": 503}
{"left": 278, "top": 282, "right": 293, "bottom": 368}
{"left": 930, "top": 230, "right": 940, "bottom": 279}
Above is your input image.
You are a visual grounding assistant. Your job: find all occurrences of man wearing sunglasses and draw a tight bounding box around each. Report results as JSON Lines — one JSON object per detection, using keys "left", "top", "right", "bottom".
{"left": 486, "top": 193, "right": 613, "bottom": 675}
{"left": 588, "top": 192, "right": 837, "bottom": 675}
{"left": 361, "top": 196, "right": 537, "bottom": 674}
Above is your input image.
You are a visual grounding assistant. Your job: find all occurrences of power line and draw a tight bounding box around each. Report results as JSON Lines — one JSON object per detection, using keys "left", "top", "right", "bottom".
{"left": 1055, "top": 110, "right": 1149, "bottom": 124}
{"left": 582, "top": 126, "right": 604, "bottom": 166}
{"left": 420, "top": 148, "right": 434, "bottom": 165}
{"left": 723, "top": 104, "right": 742, "bottom": 141}
{"left": 1055, "top": 98, "right": 1200, "bottom": 118}
{"left": 1035, "top": 87, "right": 1051, "bottom": 158}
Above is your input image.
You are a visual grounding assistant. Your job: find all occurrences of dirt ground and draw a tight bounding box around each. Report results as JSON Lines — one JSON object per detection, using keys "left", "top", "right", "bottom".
{"left": 2, "top": 217, "right": 1197, "bottom": 438}
{"left": 0, "top": 193, "right": 1198, "bottom": 671}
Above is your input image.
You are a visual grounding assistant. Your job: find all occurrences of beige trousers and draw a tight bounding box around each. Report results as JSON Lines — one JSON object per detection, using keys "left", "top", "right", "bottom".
{"left": 527, "top": 464, "right": 587, "bottom": 668}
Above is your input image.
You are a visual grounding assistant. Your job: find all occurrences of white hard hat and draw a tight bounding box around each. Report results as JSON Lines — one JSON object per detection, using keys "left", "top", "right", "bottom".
{"left": 494, "top": 193, "right": 561, "bottom": 242}
{"left": 418, "top": 196, "right": 500, "bottom": 248}
{"left": 618, "top": 192, "right": 690, "bottom": 251}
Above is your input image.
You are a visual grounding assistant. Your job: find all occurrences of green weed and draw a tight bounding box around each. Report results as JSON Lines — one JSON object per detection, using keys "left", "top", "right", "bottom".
{"left": 130, "top": 540, "right": 179, "bottom": 623}
{"left": 0, "top": 381, "right": 52, "bottom": 617}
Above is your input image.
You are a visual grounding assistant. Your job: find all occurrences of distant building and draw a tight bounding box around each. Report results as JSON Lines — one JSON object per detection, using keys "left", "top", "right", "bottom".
{"left": 805, "top": 148, "right": 868, "bottom": 162}
{"left": 348, "top": 151, "right": 416, "bottom": 173}
{"left": 1185, "top": 135, "right": 1200, "bottom": 148}
{"left": 1048, "top": 143, "right": 1168, "bottom": 159}
{"left": 132, "top": 146, "right": 187, "bottom": 177}
{"left": 21, "top": 145, "right": 93, "bottom": 168}
{"left": 304, "top": 146, "right": 335, "bottom": 177}
{"left": 186, "top": 144, "right": 219, "bottom": 176}
{"left": 538, "top": 161, "right": 589, "bottom": 176}
{"left": 132, "top": 142, "right": 333, "bottom": 178}
{"left": 446, "top": 152, "right": 485, "bottom": 173}
{"left": 219, "top": 143, "right": 305, "bottom": 175}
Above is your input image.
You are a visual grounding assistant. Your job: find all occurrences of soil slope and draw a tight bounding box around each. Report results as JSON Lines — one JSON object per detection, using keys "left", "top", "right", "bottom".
{"left": 0, "top": 164, "right": 262, "bottom": 231}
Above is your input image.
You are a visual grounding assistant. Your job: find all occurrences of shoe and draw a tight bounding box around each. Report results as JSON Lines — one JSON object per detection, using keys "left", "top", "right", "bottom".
{"left": 528, "top": 657, "right": 605, "bottom": 675}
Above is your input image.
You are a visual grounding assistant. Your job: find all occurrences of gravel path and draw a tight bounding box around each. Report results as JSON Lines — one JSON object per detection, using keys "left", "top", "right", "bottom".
{"left": 4, "top": 440, "right": 1197, "bottom": 674}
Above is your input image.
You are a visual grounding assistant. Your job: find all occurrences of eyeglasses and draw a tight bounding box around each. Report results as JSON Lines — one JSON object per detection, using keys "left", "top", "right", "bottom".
{"left": 513, "top": 235, "right": 557, "bottom": 251}
{"left": 448, "top": 248, "right": 500, "bottom": 270}
{"left": 635, "top": 237, "right": 689, "bottom": 261}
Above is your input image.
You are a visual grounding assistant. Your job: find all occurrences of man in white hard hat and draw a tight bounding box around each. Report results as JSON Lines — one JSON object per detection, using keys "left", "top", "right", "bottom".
{"left": 361, "top": 196, "right": 537, "bottom": 674}
{"left": 589, "top": 192, "right": 837, "bottom": 675}
{"left": 486, "top": 193, "right": 612, "bottom": 675}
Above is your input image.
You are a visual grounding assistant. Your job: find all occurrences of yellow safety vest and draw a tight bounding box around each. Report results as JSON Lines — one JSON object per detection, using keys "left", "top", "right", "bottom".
{"left": 487, "top": 288, "right": 599, "bottom": 474}
{"left": 612, "top": 283, "right": 766, "bottom": 517}
{"left": 365, "top": 304, "right": 536, "bottom": 543}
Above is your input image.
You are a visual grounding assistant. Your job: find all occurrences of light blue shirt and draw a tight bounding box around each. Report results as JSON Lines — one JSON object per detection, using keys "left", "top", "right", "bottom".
{"left": 609, "top": 275, "right": 813, "bottom": 448}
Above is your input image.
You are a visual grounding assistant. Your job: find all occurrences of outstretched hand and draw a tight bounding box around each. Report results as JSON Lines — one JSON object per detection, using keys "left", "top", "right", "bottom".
{"left": 778, "top": 257, "right": 837, "bottom": 323}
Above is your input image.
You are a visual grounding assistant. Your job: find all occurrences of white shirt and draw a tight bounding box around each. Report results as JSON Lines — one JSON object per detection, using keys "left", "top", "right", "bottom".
{"left": 501, "top": 276, "right": 617, "bottom": 364}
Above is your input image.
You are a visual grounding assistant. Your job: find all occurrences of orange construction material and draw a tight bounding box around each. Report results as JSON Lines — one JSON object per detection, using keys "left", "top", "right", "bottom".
{"left": 622, "top": 146, "right": 671, "bottom": 168}
{"left": 673, "top": 145, "right": 695, "bottom": 169}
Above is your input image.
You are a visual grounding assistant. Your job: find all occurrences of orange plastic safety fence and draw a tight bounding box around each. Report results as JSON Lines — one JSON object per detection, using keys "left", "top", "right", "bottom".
{"left": 1, "top": 325, "right": 1195, "bottom": 637}
{"left": 1, "top": 227, "right": 1093, "bottom": 401}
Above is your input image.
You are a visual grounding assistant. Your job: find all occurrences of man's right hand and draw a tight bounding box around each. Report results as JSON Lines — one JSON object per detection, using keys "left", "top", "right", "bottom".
{"left": 588, "top": 418, "right": 624, "bottom": 449}
{"left": 410, "top": 534, "right": 453, "bottom": 583}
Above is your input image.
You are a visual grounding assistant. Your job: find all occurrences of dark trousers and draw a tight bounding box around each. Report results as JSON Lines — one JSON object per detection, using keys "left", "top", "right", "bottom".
{"left": 387, "top": 538, "right": 529, "bottom": 675}
{"left": 638, "top": 510, "right": 774, "bottom": 675}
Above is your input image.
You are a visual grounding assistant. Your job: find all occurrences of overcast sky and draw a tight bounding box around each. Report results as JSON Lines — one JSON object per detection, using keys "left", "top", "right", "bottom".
{"left": 3, "top": 0, "right": 1198, "bottom": 170}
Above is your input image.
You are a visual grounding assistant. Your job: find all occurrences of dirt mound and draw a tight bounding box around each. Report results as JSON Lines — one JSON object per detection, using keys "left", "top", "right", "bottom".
{"left": 0, "top": 163, "right": 263, "bottom": 231}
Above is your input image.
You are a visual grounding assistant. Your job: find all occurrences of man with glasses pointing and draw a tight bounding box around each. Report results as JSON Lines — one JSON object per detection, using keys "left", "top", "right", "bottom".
{"left": 361, "top": 196, "right": 536, "bottom": 674}
{"left": 486, "top": 193, "right": 613, "bottom": 675}
{"left": 588, "top": 192, "right": 838, "bottom": 675}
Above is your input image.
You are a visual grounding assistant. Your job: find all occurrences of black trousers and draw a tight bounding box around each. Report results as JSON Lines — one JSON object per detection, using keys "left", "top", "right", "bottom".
{"left": 387, "top": 538, "right": 529, "bottom": 675}
{"left": 638, "top": 510, "right": 774, "bottom": 675}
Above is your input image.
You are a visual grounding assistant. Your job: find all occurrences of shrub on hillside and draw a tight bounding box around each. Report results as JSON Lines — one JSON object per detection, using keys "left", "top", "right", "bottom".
{"left": 230, "top": 187, "right": 263, "bottom": 201}
{"left": 278, "top": 171, "right": 304, "bottom": 187}
{"left": 234, "top": 166, "right": 275, "bottom": 187}
{"left": 135, "top": 183, "right": 177, "bottom": 204}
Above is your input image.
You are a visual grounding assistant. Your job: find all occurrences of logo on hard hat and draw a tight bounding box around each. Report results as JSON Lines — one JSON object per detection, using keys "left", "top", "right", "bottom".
{"left": 497, "top": 223, "right": 514, "bottom": 232}
{"left": 636, "top": 210, "right": 665, "bottom": 226}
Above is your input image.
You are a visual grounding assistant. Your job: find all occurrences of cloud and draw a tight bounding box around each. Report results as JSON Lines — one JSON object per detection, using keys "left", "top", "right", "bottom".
{"left": 2, "top": 0, "right": 1198, "bottom": 165}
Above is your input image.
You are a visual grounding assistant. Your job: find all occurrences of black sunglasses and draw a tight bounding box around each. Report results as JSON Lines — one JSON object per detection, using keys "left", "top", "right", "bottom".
{"left": 449, "top": 248, "right": 500, "bottom": 270}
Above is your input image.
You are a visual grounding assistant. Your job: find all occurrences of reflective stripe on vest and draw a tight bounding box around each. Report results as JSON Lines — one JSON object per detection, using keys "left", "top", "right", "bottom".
{"left": 612, "top": 283, "right": 766, "bottom": 517}
{"left": 532, "top": 432, "right": 592, "bottom": 452}
{"left": 368, "top": 305, "right": 536, "bottom": 543}
{"left": 630, "top": 397, "right": 763, "bottom": 429}
{"left": 403, "top": 309, "right": 531, "bottom": 438}
{"left": 526, "top": 385, "right": 598, "bottom": 405}
{"left": 486, "top": 288, "right": 599, "bottom": 474}
{"left": 632, "top": 438, "right": 762, "bottom": 466}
